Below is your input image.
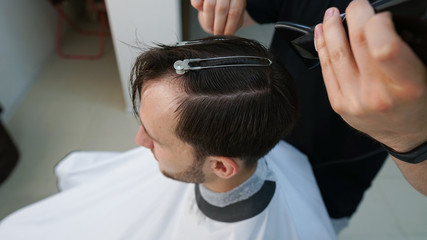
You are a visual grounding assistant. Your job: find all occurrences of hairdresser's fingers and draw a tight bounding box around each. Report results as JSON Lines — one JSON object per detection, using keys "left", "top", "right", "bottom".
{"left": 343, "top": 0, "right": 395, "bottom": 111}
{"left": 223, "top": 0, "right": 246, "bottom": 35}
{"left": 202, "top": 0, "right": 217, "bottom": 33}
{"left": 345, "top": 0, "right": 375, "bottom": 74}
{"left": 366, "top": 12, "right": 427, "bottom": 89}
{"left": 192, "top": 0, "right": 214, "bottom": 34}
{"left": 198, "top": 12, "right": 213, "bottom": 34}
{"left": 322, "top": 7, "right": 358, "bottom": 94}
{"left": 191, "top": 0, "right": 204, "bottom": 11}
{"left": 213, "top": 0, "right": 230, "bottom": 35}
{"left": 315, "top": 24, "right": 343, "bottom": 108}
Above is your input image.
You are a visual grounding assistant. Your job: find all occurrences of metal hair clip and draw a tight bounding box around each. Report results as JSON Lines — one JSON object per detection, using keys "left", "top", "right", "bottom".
{"left": 175, "top": 38, "right": 228, "bottom": 46}
{"left": 173, "top": 56, "right": 272, "bottom": 75}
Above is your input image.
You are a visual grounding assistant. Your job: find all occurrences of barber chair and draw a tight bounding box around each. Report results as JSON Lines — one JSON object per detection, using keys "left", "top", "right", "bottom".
{"left": 49, "top": 0, "right": 110, "bottom": 60}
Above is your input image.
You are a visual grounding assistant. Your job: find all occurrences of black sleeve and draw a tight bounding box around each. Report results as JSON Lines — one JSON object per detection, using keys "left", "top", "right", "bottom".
{"left": 246, "top": 0, "right": 285, "bottom": 24}
{"left": 247, "top": 0, "right": 351, "bottom": 25}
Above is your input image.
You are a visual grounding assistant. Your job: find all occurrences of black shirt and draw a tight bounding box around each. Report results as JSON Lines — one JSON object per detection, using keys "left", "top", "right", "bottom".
{"left": 247, "top": 0, "right": 388, "bottom": 218}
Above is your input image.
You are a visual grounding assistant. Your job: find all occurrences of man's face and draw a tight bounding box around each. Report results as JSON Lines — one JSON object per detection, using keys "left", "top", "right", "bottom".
{"left": 135, "top": 79, "right": 208, "bottom": 183}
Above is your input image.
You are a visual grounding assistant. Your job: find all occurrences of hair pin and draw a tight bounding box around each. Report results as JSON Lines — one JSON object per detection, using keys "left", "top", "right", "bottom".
{"left": 173, "top": 56, "right": 272, "bottom": 75}
{"left": 175, "top": 38, "right": 228, "bottom": 46}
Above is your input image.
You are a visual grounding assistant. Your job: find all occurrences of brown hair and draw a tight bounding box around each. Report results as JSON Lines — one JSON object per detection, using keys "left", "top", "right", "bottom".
{"left": 130, "top": 36, "right": 298, "bottom": 166}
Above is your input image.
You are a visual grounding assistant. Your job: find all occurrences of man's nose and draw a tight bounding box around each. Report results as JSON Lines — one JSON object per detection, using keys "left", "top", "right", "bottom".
{"left": 135, "top": 127, "right": 154, "bottom": 149}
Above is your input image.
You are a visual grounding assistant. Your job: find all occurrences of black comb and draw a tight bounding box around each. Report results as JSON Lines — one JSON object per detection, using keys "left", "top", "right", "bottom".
{"left": 275, "top": 0, "right": 427, "bottom": 69}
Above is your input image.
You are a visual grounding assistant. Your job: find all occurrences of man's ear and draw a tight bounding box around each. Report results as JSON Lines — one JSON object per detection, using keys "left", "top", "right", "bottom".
{"left": 209, "top": 156, "right": 240, "bottom": 179}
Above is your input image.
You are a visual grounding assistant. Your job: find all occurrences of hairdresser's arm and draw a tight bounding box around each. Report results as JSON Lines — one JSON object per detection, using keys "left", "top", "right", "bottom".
{"left": 191, "top": 0, "right": 256, "bottom": 35}
{"left": 315, "top": 0, "right": 427, "bottom": 195}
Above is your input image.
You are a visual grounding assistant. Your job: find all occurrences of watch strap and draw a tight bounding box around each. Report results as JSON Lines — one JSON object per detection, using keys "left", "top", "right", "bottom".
{"left": 381, "top": 141, "right": 427, "bottom": 164}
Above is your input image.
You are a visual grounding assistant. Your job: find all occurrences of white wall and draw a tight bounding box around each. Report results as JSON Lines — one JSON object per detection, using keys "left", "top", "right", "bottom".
{"left": 104, "top": 0, "right": 182, "bottom": 112}
{"left": 0, "top": 0, "right": 57, "bottom": 122}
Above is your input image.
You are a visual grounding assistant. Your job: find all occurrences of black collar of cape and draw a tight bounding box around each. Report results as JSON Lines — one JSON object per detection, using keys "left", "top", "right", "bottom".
{"left": 194, "top": 180, "right": 276, "bottom": 223}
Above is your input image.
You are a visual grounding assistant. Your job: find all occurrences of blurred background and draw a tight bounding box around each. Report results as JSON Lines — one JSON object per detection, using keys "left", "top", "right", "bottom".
{"left": 0, "top": 1, "right": 425, "bottom": 239}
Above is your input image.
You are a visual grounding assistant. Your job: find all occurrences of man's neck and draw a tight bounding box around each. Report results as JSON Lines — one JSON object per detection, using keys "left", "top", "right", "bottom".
{"left": 202, "top": 162, "right": 257, "bottom": 193}
{"left": 194, "top": 159, "right": 277, "bottom": 222}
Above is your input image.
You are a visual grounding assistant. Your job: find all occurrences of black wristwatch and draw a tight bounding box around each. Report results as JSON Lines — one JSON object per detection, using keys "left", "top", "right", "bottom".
{"left": 382, "top": 141, "right": 427, "bottom": 164}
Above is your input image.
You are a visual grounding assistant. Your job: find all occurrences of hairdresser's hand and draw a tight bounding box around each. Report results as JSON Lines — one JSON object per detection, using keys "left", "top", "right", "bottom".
{"left": 315, "top": 0, "right": 427, "bottom": 194}
{"left": 315, "top": 0, "right": 427, "bottom": 153}
{"left": 191, "top": 0, "right": 247, "bottom": 35}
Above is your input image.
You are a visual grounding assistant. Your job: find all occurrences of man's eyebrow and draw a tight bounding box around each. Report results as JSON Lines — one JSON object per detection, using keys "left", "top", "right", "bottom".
{"left": 140, "top": 119, "right": 161, "bottom": 143}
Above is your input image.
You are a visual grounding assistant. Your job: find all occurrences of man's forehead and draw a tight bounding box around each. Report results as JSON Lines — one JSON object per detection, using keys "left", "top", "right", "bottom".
{"left": 140, "top": 76, "right": 182, "bottom": 102}
{"left": 139, "top": 78, "right": 182, "bottom": 127}
{"left": 138, "top": 78, "right": 186, "bottom": 146}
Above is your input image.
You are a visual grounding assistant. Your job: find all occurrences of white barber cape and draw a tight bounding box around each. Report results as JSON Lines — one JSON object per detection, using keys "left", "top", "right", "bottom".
{"left": 0, "top": 141, "right": 336, "bottom": 240}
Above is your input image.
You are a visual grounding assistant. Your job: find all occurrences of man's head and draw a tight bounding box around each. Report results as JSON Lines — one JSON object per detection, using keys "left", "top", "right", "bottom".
{"left": 130, "top": 36, "right": 298, "bottom": 187}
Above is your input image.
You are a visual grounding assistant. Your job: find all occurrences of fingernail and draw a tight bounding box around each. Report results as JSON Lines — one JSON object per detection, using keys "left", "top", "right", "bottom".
{"left": 324, "top": 8, "right": 335, "bottom": 21}
{"left": 314, "top": 24, "right": 323, "bottom": 39}
{"left": 314, "top": 25, "right": 323, "bottom": 52}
